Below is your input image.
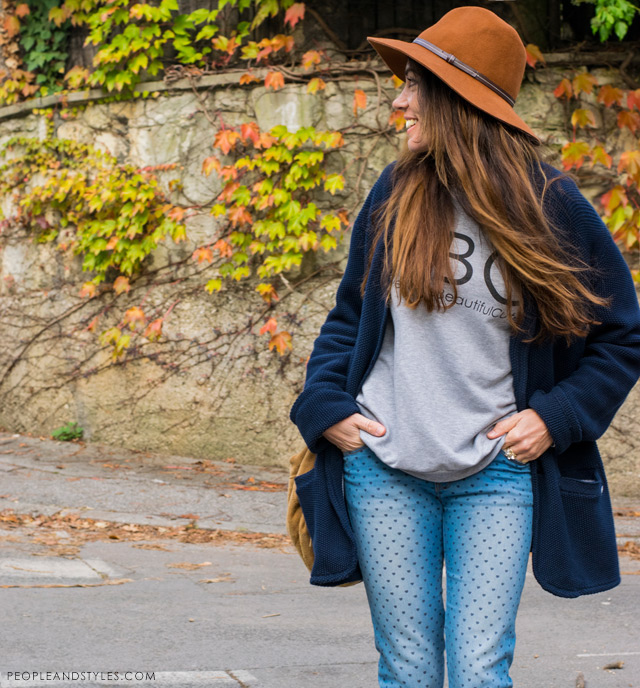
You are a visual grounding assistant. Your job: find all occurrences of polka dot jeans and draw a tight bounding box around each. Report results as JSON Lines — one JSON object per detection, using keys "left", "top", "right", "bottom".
{"left": 342, "top": 446, "right": 533, "bottom": 688}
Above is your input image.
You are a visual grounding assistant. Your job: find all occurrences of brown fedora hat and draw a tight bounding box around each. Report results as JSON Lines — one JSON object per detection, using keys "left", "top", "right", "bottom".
{"left": 368, "top": 6, "right": 539, "bottom": 141}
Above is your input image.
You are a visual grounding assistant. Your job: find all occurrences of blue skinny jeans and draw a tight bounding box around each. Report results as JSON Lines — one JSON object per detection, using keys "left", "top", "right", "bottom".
{"left": 342, "top": 446, "right": 533, "bottom": 688}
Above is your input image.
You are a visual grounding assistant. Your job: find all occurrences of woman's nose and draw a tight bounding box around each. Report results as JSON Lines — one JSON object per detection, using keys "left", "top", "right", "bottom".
{"left": 392, "top": 89, "right": 407, "bottom": 110}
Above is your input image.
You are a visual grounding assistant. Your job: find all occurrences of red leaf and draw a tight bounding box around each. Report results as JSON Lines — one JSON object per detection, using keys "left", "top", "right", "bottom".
{"left": 240, "top": 122, "right": 261, "bottom": 146}
{"left": 284, "top": 3, "right": 305, "bottom": 29}
{"left": 553, "top": 78, "right": 573, "bottom": 100}
{"left": 627, "top": 89, "right": 640, "bottom": 111}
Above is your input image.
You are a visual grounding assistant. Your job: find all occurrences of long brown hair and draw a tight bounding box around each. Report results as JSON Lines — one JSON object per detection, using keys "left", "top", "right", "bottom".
{"left": 362, "top": 61, "right": 607, "bottom": 344}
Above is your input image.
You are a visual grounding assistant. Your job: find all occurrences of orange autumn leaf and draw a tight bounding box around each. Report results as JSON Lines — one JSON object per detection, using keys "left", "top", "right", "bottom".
{"left": 353, "top": 88, "right": 367, "bottom": 115}
{"left": 240, "top": 122, "right": 261, "bottom": 146}
{"left": 123, "top": 306, "right": 145, "bottom": 330}
{"left": 597, "top": 84, "right": 625, "bottom": 108}
{"left": 15, "top": 4, "right": 30, "bottom": 17}
{"left": 256, "top": 283, "right": 279, "bottom": 303}
{"left": 260, "top": 317, "right": 278, "bottom": 335}
{"left": 590, "top": 145, "right": 612, "bottom": 169}
{"left": 284, "top": 3, "right": 305, "bottom": 29}
{"left": 106, "top": 236, "right": 119, "bottom": 250}
{"left": 228, "top": 205, "right": 252, "bottom": 227}
{"left": 307, "top": 77, "right": 326, "bottom": 94}
{"left": 87, "top": 316, "right": 99, "bottom": 332}
{"left": 553, "top": 78, "right": 573, "bottom": 100}
{"left": 525, "top": 43, "right": 545, "bottom": 69}
{"left": 220, "top": 165, "right": 238, "bottom": 182}
{"left": 113, "top": 276, "right": 131, "bottom": 294}
{"left": 213, "top": 129, "right": 240, "bottom": 155}
{"left": 302, "top": 50, "right": 322, "bottom": 71}
{"left": 202, "top": 155, "right": 221, "bottom": 177}
{"left": 259, "top": 132, "right": 276, "bottom": 149}
{"left": 239, "top": 72, "right": 261, "bottom": 85}
{"left": 192, "top": 247, "right": 214, "bottom": 264}
{"left": 618, "top": 149, "right": 640, "bottom": 177}
{"left": 3, "top": 14, "right": 20, "bottom": 37}
{"left": 80, "top": 282, "right": 97, "bottom": 298}
{"left": 571, "top": 108, "right": 597, "bottom": 129}
{"left": 560, "top": 141, "right": 590, "bottom": 171}
{"left": 218, "top": 181, "right": 240, "bottom": 203}
{"left": 601, "top": 185, "right": 628, "bottom": 216}
{"left": 271, "top": 34, "right": 295, "bottom": 53}
{"left": 323, "top": 131, "right": 344, "bottom": 148}
{"left": 144, "top": 318, "right": 163, "bottom": 342}
{"left": 213, "top": 239, "right": 233, "bottom": 258}
{"left": 264, "top": 71, "right": 285, "bottom": 90}
{"left": 572, "top": 71, "right": 598, "bottom": 96}
{"left": 617, "top": 109, "right": 640, "bottom": 133}
{"left": 388, "top": 109, "right": 406, "bottom": 132}
{"left": 337, "top": 209, "right": 350, "bottom": 226}
{"left": 269, "top": 330, "right": 292, "bottom": 355}
{"left": 389, "top": 75, "right": 404, "bottom": 89}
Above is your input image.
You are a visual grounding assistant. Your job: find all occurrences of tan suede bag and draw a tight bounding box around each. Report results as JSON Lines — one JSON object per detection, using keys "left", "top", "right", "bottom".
{"left": 286, "top": 445, "right": 316, "bottom": 572}
{"left": 286, "top": 444, "right": 361, "bottom": 586}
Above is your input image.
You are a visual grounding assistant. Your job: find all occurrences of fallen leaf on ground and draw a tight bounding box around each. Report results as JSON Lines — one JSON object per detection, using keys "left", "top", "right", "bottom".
{"left": 167, "top": 561, "right": 212, "bottom": 570}
{"left": 200, "top": 574, "right": 234, "bottom": 583}
{"left": 619, "top": 540, "right": 640, "bottom": 560}
{"left": 131, "top": 543, "right": 171, "bottom": 551}
{"left": 0, "top": 578, "right": 133, "bottom": 589}
{"left": 603, "top": 661, "right": 624, "bottom": 670}
{"left": 0, "top": 508, "right": 290, "bottom": 551}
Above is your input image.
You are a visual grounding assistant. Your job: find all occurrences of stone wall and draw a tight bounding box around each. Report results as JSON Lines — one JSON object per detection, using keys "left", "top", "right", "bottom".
{"left": 0, "top": 64, "right": 638, "bottom": 496}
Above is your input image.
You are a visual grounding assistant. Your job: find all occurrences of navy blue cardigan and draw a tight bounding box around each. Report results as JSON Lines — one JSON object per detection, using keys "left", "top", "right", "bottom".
{"left": 290, "top": 162, "right": 640, "bottom": 597}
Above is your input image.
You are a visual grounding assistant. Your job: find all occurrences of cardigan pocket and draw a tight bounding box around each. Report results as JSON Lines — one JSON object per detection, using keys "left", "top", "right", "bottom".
{"left": 558, "top": 474, "right": 603, "bottom": 498}
{"left": 533, "top": 451, "right": 620, "bottom": 598}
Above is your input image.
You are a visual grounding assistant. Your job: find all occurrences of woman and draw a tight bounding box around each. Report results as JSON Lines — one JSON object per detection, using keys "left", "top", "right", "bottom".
{"left": 289, "top": 6, "right": 640, "bottom": 687}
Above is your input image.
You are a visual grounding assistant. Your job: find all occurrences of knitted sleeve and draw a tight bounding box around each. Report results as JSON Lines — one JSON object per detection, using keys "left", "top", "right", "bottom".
{"left": 527, "top": 174, "right": 640, "bottom": 453}
{"left": 289, "top": 163, "right": 394, "bottom": 453}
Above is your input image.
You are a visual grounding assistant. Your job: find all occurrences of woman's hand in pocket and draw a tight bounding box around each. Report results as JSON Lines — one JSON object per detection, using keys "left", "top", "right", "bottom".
{"left": 487, "top": 409, "right": 553, "bottom": 463}
{"left": 323, "top": 413, "right": 386, "bottom": 454}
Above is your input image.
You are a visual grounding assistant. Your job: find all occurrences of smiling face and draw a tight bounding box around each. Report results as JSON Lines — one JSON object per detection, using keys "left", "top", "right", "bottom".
{"left": 392, "top": 64, "right": 429, "bottom": 153}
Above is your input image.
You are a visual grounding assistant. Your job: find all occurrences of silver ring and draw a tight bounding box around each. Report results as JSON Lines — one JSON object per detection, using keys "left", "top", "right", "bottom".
{"left": 504, "top": 447, "right": 518, "bottom": 462}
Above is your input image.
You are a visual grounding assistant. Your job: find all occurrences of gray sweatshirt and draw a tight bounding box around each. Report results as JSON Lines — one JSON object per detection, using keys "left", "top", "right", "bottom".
{"left": 355, "top": 205, "right": 518, "bottom": 482}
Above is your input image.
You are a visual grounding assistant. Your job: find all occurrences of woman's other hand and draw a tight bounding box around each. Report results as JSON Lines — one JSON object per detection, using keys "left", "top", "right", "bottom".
{"left": 487, "top": 409, "right": 553, "bottom": 464}
{"left": 323, "top": 413, "right": 386, "bottom": 453}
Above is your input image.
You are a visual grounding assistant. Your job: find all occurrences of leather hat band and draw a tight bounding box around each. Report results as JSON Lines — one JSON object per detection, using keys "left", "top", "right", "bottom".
{"left": 412, "top": 37, "right": 516, "bottom": 107}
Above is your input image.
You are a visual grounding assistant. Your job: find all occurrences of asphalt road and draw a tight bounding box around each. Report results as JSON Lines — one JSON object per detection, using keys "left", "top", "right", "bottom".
{"left": 0, "top": 432, "right": 639, "bottom": 688}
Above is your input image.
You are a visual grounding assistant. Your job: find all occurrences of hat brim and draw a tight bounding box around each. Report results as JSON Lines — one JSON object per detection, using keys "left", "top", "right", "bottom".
{"left": 368, "top": 36, "right": 539, "bottom": 143}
